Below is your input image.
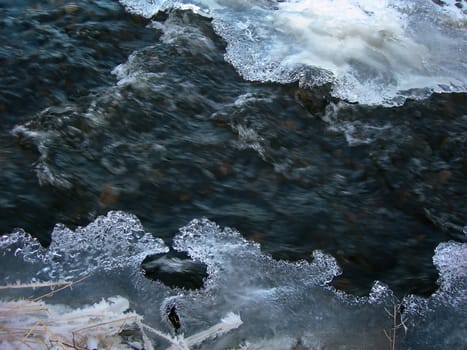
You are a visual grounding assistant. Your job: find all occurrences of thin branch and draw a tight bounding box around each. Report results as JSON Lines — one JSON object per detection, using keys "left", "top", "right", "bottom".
{"left": 384, "top": 300, "right": 408, "bottom": 350}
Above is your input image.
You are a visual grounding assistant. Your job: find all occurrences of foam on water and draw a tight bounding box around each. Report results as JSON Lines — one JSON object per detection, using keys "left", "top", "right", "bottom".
{"left": 118, "top": 0, "right": 466, "bottom": 105}
{"left": 1, "top": 212, "right": 465, "bottom": 348}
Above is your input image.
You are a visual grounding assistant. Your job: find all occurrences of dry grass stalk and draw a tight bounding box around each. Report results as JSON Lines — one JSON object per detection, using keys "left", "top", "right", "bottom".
{"left": 0, "top": 276, "right": 89, "bottom": 302}
{"left": 32, "top": 275, "right": 90, "bottom": 302}
{"left": 1, "top": 279, "right": 243, "bottom": 350}
{"left": 0, "top": 281, "right": 71, "bottom": 290}
{"left": 0, "top": 278, "right": 151, "bottom": 349}
{"left": 0, "top": 298, "right": 149, "bottom": 349}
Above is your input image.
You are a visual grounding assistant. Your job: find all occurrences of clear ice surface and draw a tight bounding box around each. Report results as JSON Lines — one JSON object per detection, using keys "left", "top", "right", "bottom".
{"left": 1, "top": 212, "right": 465, "bottom": 349}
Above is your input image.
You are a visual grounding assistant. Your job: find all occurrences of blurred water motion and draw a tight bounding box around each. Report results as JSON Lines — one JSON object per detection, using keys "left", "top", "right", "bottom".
{"left": 0, "top": 0, "right": 466, "bottom": 300}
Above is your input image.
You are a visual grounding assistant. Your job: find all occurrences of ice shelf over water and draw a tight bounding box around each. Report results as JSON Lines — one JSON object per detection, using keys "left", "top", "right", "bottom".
{"left": 118, "top": 0, "right": 467, "bottom": 105}
{"left": 1, "top": 211, "right": 466, "bottom": 349}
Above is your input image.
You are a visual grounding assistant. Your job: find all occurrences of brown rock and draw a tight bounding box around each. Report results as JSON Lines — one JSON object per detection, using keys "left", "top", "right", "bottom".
{"left": 64, "top": 3, "right": 79, "bottom": 14}
{"left": 217, "top": 162, "right": 233, "bottom": 177}
{"left": 438, "top": 170, "right": 452, "bottom": 183}
{"left": 296, "top": 87, "right": 331, "bottom": 115}
{"left": 98, "top": 184, "right": 120, "bottom": 207}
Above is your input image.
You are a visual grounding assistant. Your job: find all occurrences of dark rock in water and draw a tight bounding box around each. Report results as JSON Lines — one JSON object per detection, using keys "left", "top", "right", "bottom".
{"left": 98, "top": 184, "right": 120, "bottom": 207}
{"left": 166, "top": 304, "right": 181, "bottom": 332}
{"left": 142, "top": 250, "right": 208, "bottom": 290}
{"left": 295, "top": 86, "right": 332, "bottom": 115}
{"left": 431, "top": 0, "right": 447, "bottom": 6}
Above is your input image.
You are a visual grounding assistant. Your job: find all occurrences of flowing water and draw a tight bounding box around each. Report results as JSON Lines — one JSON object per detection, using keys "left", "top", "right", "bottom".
{"left": 0, "top": 0, "right": 466, "bottom": 349}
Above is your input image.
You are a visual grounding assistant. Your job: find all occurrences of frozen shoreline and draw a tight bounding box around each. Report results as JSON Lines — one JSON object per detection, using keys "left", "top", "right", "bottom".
{"left": 1, "top": 211, "right": 465, "bottom": 349}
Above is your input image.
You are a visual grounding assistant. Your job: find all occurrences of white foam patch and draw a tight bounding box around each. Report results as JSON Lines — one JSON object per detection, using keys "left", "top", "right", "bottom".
{"left": 321, "top": 101, "right": 395, "bottom": 146}
{"left": 118, "top": 0, "right": 467, "bottom": 105}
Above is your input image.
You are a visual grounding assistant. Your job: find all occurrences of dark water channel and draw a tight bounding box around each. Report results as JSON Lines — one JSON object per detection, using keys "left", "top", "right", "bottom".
{"left": 1, "top": 0, "right": 466, "bottom": 297}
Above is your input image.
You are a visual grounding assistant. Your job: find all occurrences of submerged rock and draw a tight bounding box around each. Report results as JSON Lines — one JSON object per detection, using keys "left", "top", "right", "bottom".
{"left": 142, "top": 250, "right": 208, "bottom": 290}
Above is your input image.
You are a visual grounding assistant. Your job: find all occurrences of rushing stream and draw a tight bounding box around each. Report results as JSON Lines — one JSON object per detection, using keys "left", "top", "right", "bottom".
{"left": 0, "top": 0, "right": 466, "bottom": 349}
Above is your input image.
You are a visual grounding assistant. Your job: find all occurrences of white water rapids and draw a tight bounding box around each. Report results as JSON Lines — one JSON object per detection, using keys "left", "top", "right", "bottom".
{"left": 118, "top": 0, "right": 466, "bottom": 105}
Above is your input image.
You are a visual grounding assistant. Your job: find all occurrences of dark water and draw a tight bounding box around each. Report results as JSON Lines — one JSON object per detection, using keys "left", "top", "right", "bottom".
{"left": 1, "top": 0, "right": 466, "bottom": 298}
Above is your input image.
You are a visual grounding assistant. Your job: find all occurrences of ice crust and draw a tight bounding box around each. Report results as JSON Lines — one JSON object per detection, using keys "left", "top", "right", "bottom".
{"left": 401, "top": 241, "right": 467, "bottom": 349}
{"left": 0, "top": 211, "right": 168, "bottom": 281}
{"left": 118, "top": 0, "right": 467, "bottom": 105}
{"left": 1, "top": 212, "right": 466, "bottom": 348}
{"left": 173, "top": 218, "right": 341, "bottom": 289}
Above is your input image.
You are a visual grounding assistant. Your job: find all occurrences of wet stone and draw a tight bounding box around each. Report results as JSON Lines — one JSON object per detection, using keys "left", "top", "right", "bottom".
{"left": 64, "top": 3, "right": 79, "bottom": 14}
{"left": 141, "top": 250, "right": 208, "bottom": 290}
{"left": 166, "top": 304, "right": 181, "bottom": 333}
{"left": 296, "top": 87, "right": 332, "bottom": 115}
{"left": 217, "top": 162, "right": 234, "bottom": 177}
{"left": 98, "top": 184, "right": 120, "bottom": 207}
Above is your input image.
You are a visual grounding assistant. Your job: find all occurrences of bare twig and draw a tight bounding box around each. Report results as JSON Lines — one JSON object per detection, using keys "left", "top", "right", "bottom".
{"left": 384, "top": 301, "right": 408, "bottom": 350}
